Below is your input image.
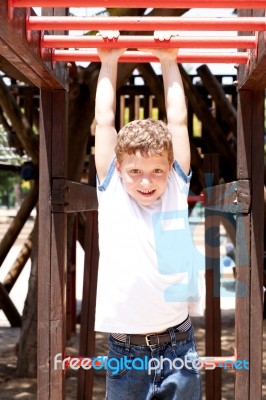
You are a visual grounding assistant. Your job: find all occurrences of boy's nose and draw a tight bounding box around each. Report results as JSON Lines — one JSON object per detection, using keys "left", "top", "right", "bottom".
{"left": 140, "top": 175, "right": 152, "bottom": 185}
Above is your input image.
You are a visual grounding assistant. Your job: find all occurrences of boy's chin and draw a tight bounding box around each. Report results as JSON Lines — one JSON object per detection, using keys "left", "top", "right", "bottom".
{"left": 134, "top": 193, "right": 159, "bottom": 206}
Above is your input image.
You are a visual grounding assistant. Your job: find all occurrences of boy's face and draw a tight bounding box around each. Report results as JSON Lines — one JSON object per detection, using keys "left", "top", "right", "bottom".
{"left": 115, "top": 150, "right": 172, "bottom": 206}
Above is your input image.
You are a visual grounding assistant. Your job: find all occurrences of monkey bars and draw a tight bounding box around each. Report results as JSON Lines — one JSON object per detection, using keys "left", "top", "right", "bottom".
{"left": 8, "top": 0, "right": 266, "bottom": 9}
{"left": 8, "top": 0, "right": 266, "bottom": 66}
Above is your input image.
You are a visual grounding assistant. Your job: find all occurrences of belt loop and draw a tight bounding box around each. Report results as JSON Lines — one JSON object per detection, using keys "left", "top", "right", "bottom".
{"left": 168, "top": 327, "right": 177, "bottom": 346}
{"left": 125, "top": 334, "right": 131, "bottom": 350}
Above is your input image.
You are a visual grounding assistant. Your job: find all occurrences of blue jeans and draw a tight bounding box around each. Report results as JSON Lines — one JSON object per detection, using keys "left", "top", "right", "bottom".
{"left": 106, "top": 326, "right": 202, "bottom": 400}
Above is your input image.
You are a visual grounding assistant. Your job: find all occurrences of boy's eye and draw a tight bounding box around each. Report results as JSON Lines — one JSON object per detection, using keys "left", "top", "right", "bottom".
{"left": 153, "top": 169, "right": 163, "bottom": 173}
{"left": 130, "top": 169, "right": 141, "bottom": 174}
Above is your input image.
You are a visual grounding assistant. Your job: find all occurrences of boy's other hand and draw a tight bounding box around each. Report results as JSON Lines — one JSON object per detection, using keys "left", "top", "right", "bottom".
{"left": 154, "top": 30, "right": 179, "bottom": 42}
{"left": 97, "top": 30, "right": 120, "bottom": 40}
{"left": 96, "top": 31, "right": 126, "bottom": 61}
{"left": 138, "top": 31, "right": 179, "bottom": 60}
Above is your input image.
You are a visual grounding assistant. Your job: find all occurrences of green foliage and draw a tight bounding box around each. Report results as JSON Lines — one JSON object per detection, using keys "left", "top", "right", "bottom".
{"left": 0, "top": 170, "right": 20, "bottom": 207}
{"left": 0, "top": 126, "right": 25, "bottom": 165}
{"left": 0, "top": 124, "right": 28, "bottom": 207}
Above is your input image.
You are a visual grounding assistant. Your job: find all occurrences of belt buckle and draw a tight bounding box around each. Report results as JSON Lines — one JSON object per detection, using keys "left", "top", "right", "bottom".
{"left": 145, "top": 333, "right": 159, "bottom": 347}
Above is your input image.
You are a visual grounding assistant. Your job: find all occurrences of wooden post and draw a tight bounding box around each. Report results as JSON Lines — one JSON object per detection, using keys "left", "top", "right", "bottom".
{"left": 66, "top": 216, "right": 77, "bottom": 338}
{"left": 204, "top": 153, "right": 221, "bottom": 400}
{"left": 78, "top": 210, "right": 99, "bottom": 400}
{"left": 78, "top": 155, "right": 99, "bottom": 400}
{"left": 38, "top": 88, "right": 68, "bottom": 400}
{"left": 235, "top": 88, "right": 264, "bottom": 400}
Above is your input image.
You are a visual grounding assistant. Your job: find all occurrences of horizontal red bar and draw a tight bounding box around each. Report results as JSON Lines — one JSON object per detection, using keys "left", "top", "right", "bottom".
{"left": 11, "top": 0, "right": 266, "bottom": 9}
{"left": 28, "top": 16, "right": 266, "bottom": 32}
{"left": 42, "top": 35, "right": 257, "bottom": 49}
{"left": 188, "top": 195, "right": 205, "bottom": 203}
{"left": 201, "top": 355, "right": 237, "bottom": 368}
{"left": 52, "top": 49, "right": 249, "bottom": 64}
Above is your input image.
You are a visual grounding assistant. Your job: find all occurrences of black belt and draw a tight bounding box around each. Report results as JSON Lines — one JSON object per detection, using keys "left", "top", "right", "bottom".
{"left": 114, "top": 331, "right": 188, "bottom": 347}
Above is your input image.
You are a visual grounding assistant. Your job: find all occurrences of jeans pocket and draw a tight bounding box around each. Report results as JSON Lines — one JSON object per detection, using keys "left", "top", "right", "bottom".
{"left": 172, "top": 341, "right": 201, "bottom": 375}
{"left": 106, "top": 338, "right": 134, "bottom": 379}
{"left": 182, "top": 347, "right": 202, "bottom": 375}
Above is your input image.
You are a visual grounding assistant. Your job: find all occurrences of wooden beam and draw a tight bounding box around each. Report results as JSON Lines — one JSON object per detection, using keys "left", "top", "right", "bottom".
{"left": 248, "top": 89, "right": 264, "bottom": 400}
{"left": 38, "top": 88, "right": 68, "bottom": 400}
{"left": 204, "top": 179, "right": 251, "bottom": 213}
{"left": 0, "top": 4, "right": 68, "bottom": 89}
{"left": 204, "top": 154, "right": 221, "bottom": 400}
{"left": 51, "top": 179, "right": 98, "bottom": 213}
{"left": 235, "top": 88, "right": 264, "bottom": 400}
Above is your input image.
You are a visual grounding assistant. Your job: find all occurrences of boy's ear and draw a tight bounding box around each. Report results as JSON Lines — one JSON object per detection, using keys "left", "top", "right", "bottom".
{"left": 115, "top": 159, "right": 121, "bottom": 175}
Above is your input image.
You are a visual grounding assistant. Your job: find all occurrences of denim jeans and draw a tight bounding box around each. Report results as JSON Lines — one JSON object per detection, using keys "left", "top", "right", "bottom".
{"left": 106, "top": 326, "right": 202, "bottom": 400}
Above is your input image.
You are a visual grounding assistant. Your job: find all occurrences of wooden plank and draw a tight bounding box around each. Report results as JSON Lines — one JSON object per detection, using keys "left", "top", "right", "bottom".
{"left": 204, "top": 154, "right": 221, "bottom": 400}
{"left": 50, "top": 212, "right": 67, "bottom": 400}
{"left": 204, "top": 180, "right": 251, "bottom": 213}
{"left": 235, "top": 214, "right": 250, "bottom": 400}
{"left": 51, "top": 179, "right": 98, "bottom": 213}
{"left": 66, "top": 216, "right": 77, "bottom": 338}
{"left": 249, "top": 89, "right": 264, "bottom": 400}
{"left": 0, "top": 4, "right": 67, "bottom": 89}
{"left": 38, "top": 88, "right": 68, "bottom": 400}
{"left": 235, "top": 88, "right": 260, "bottom": 400}
{"left": 38, "top": 89, "right": 53, "bottom": 400}
{"left": 50, "top": 89, "right": 68, "bottom": 400}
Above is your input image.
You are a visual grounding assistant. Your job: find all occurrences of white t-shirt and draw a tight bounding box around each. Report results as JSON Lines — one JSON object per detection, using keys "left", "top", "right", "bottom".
{"left": 95, "top": 159, "right": 205, "bottom": 334}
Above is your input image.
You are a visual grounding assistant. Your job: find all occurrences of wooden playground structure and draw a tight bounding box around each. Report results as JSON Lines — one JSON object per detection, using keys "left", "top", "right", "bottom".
{"left": 0, "top": 1, "right": 265, "bottom": 399}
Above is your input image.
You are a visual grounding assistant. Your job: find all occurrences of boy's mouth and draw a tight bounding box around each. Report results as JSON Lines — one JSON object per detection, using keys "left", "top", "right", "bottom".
{"left": 137, "top": 189, "right": 156, "bottom": 196}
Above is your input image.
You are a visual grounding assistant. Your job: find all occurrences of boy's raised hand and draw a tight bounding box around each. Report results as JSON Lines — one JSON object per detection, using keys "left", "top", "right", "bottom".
{"left": 96, "top": 31, "right": 126, "bottom": 61}
{"left": 154, "top": 30, "right": 179, "bottom": 41}
{"left": 139, "top": 31, "right": 179, "bottom": 60}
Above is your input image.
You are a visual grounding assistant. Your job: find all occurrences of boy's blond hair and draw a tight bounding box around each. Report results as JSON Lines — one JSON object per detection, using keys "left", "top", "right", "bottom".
{"left": 115, "top": 119, "right": 174, "bottom": 164}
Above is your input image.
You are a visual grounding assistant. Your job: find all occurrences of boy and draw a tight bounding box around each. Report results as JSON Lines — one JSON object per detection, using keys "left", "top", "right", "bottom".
{"left": 94, "top": 31, "right": 203, "bottom": 400}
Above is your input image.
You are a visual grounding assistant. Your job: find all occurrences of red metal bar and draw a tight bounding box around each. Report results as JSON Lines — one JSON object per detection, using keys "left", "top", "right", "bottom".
{"left": 188, "top": 195, "right": 205, "bottom": 203}
{"left": 10, "top": 0, "right": 266, "bottom": 9}
{"left": 201, "top": 351, "right": 238, "bottom": 369}
{"left": 28, "top": 16, "right": 266, "bottom": 32}
{"left": 42, "top": 35, "right": 257, "bottom": 49}
{"left": 52, "top": 49, "right": 250, "bottom": 64}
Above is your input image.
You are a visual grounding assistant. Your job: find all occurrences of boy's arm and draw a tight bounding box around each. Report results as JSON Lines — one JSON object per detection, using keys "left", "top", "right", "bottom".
{"left": 145, "top": 35, "right": 191, "bottom": 175}
{"left": 95, "top": 33, "right": 125, "bottom": 182}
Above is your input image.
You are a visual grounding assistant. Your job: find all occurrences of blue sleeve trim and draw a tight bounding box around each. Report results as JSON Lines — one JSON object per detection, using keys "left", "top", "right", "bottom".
{"left": 173, "top": 160, "right": 192, "bottom": 184}
{"left": 97, "top": 159, "right": 116, "bottom": 192}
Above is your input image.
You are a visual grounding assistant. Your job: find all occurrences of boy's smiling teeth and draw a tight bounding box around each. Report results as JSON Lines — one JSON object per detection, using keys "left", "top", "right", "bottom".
{"left": 139, "top": 189, "right": 155, "bottom": 194}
